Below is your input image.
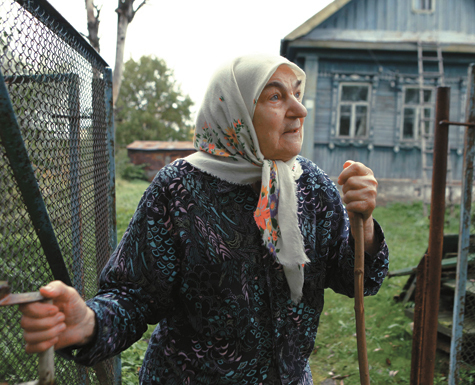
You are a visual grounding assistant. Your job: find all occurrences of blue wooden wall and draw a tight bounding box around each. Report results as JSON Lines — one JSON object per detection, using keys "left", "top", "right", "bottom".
{"left": 314, "top": 0, "right": 475, "bottom": 34}
{"left": 304, "top": 53, "right": 470, "bottom": 179}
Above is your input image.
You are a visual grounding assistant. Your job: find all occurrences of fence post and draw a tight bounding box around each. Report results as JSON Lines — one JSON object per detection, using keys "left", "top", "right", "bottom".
{"left": 448, "top": 64, "right": 475, "bottom": 384}
{"left": 105, "top": 67, "right": 118, "bottom": 266}
{"left": 410, "top": 87, "right": 450, "bottom": 385}
{"left": 105, "top": 66, "right": 121, "bottom": 385}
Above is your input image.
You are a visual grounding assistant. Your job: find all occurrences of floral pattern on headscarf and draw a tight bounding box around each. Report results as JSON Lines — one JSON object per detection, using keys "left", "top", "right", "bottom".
{"left": 254, "top": 160, "right": 281, "bottom": 256}
{"left": 194, "top": 117, "right": 260, "bottom": 165}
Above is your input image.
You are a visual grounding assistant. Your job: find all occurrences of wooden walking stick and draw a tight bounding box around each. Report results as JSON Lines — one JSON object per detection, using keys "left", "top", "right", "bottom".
{"left": 351, "top": 214, "right": 370, "bottom": 385}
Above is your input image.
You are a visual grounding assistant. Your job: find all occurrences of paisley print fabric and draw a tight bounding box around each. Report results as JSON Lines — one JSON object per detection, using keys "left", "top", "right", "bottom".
{"left": 69, "top": 157, "right": 389, "bottom": 384}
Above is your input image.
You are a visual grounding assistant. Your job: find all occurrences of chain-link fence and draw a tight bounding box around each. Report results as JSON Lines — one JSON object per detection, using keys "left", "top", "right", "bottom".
{"left": 448, "top": 64, "right": 475, "bottom": 384}
{"left": 458, "top": 261, "right": 475, "bottom": 371}
{"left": 0, "top": 0, "right": 117, "bottom": 383}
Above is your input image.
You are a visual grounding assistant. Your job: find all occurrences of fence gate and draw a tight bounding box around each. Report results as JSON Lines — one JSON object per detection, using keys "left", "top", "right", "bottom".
{"left": 0, "top": 0, "right": 118, "bottom": 384}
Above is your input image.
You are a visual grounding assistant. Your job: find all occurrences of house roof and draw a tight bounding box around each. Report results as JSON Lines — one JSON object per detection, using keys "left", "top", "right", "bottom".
{"left": 284, "top": 0, "right": 352, "bottom": 41}
{"left": 281, "top": 0, "right": 475, "bottom": 54}
{"left": 126, "top": 140, "right": 195, "bottom": 151}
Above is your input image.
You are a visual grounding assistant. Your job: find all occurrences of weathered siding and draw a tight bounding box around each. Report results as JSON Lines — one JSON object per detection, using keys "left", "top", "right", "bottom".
{"left": 317, "top": 0, "right": 475, "bottom": 34}
{"left": 307, "top": 68, "right": 467, "bottom": 180}
{"left": 313, "top": 144, "right": 425, "bottom": 179}
{"left": 314, "top": 76, "right": 333, "bottom": 143}
{"left": 372, "top": 80, "right": 397, "bottom": 147}
{"left": 128, "top": 149, "right": 196, "bottom": 181}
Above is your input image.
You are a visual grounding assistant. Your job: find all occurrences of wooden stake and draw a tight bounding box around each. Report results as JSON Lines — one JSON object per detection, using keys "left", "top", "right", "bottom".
{"left": 352, "top": 214, "right": 370, "bottom": 385}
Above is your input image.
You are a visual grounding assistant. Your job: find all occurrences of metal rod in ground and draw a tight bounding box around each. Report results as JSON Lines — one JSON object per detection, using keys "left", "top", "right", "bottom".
{"left": 410, "top": 86, "right": 450, "bottom": 385}
{"left": 38, "top": 301, "right": 54, "bottom": 385}
{"left": 352, "top": 214, "right": 370, "bottom": 385}
{"left": 448, "top": 64, "right": 475, "bottom": 385}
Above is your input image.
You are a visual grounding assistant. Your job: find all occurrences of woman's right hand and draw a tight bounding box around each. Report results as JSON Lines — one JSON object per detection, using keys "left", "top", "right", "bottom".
{"left": 19, "top": 280, "right": 96, "bottom": 354}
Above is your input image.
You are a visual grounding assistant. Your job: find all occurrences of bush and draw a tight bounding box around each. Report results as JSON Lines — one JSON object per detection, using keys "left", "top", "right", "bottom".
{"left": 115, "top": 148, "right": 149, "bottom": 181}
{"left": 121, "top": 162, "right": 149, "bottom": 181}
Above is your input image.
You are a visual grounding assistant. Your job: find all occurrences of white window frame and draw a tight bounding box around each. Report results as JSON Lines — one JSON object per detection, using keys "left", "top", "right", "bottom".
{"left": 336, "top": 82, "right": 371, "bottom": 139}
{"left": 400, "top": 86, "right": 435, "bottom": 141}
{"left": 412, "top": 0, "right": 435, "bottom": 13}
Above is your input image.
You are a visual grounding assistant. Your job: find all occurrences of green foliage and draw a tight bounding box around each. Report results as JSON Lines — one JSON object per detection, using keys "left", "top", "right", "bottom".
{"left": 115, "top": 148, "right": 149, "bottom": 181}
{"left": 115, "top": 56, "right": 194, "bottom": 147}
{"left": 121, "top": 162, "right": 148, "bottom": 181}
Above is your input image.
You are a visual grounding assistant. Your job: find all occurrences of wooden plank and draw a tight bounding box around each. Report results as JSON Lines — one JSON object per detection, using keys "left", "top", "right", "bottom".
{"left": 405, "top": 308, "right": 475, "bottom": 337}
{"left": 442, "top": 279, "right": 475, "bottom": 297}
{"left": 388, "top": 254, "right": 475, "bottom": 277}
{"left": 403, "top": 278, "right": 417, "bottom": 304}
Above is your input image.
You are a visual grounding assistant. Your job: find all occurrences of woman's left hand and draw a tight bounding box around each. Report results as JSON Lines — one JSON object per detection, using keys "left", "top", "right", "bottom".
{"left": 337, "top": 160, "right": 379, "bottom": 254}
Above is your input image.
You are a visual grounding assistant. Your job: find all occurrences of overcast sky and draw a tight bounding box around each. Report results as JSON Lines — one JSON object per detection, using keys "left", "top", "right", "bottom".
{"left": 48, "top": 0, "right": 333, "bottom": 116}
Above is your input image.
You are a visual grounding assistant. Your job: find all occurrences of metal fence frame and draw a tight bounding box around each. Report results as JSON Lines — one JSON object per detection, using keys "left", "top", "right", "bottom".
{"left": 449, "top": 63, "right": 475, "bottom": 385}
{"left": 0, "top": 0, "right": 119, "bottom": 383}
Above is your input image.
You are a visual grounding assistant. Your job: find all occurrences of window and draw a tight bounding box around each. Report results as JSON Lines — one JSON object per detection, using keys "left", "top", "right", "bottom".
{"left": 401, "top": 87, "right": 434, "bottom": 141}
{"left": 413, "top": 0, "right": 434, "bottom": 12}
{"left": 337, "top": 84, "right": 370, "bottom": 138}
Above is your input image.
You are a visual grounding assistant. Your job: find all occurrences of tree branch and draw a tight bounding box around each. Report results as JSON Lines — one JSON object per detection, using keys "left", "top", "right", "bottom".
{"left": 134, "top": 0, "right": 147, "bottom": 14}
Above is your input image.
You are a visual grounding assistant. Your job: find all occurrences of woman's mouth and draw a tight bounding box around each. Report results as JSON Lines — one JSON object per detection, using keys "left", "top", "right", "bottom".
{"left": 284, "top": 128, "right": 300, "bottom": 134}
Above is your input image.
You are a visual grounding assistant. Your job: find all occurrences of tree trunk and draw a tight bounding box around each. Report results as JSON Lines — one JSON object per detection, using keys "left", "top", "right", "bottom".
{"left": 85, "top": 0, "right": 100, "bottom": 52}
{"left": 113, "top": 0, "right": 146, "bottom": 105}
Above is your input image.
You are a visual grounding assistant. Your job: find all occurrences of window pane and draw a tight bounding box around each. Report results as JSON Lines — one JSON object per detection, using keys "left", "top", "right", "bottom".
{"left": 355, "top": 106, "right": 368, "bottom": 137}
{"left": 405, "top": 88, "right": 420, "bottom": 104}
{"left": 422, "top": 108, "right": 432, "bottom": 135}
{"left": 403, "top": 108, "right": 416, "bottom": 139}
{"left": 341, "top": 85, "right": 368, "bottom": 102}
{"left": 339, "top": 105, "right": 351, "bottom": 136}
{"left": 423, "top": 89, "right": 432, "bottom": 103}
{"left": 414, "top": 0, "right": 432, "bottom": 10}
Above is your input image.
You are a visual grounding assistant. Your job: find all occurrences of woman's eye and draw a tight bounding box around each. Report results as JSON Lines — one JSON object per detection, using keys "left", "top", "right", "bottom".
{"left": 270, "top": 94, "right": 279, "bottom": 101}
{"left": 295, "top": 91, "right": 301, "bottom": 99}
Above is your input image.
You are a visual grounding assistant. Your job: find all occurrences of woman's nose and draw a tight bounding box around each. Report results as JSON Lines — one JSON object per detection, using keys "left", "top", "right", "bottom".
{"left": 288, "top": 96, "right": 307, "bottom": 118}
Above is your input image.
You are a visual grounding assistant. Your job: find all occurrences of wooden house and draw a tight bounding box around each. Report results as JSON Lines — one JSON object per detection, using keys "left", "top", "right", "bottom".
{"left": 281, "top": 0, "right": 475, "bottom": 201}
{"left": 127, "top": 141, "right": 195, "bottom": 181}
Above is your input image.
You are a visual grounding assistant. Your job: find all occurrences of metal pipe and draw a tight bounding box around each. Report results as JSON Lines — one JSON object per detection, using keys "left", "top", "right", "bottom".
{"left": 448, "top": 64, "right": 475, "bottom": 385}
{"left": 104, "top": 66, "right": 121, "bottom": 384}
{"left": 104, "top": 67, "right": 117, "bottom": 257}
{"left": 68, "top": 74, "right": 85, "bottom": 297}
{"left": 410, "top": 86, "right": 450, "bottom": 385}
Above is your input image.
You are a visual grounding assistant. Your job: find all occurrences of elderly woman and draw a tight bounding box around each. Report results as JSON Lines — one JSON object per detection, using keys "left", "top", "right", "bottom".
{"left": 19, "top": 54, "right": 388, "bottom": 384}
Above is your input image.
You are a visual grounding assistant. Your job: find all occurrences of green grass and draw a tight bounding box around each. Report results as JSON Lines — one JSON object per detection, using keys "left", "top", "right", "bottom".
{"left": 115, "top": 179, "right": 466, "bottom": 384}
{"left": 310, "top": 202, "right": 463, "bottom": 384}
{"left": 116, "top": 177, "right": 149, "bottom": 241}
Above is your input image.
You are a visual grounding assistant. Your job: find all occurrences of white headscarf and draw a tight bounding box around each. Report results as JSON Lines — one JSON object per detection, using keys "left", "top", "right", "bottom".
{"left": 185, "top": 54, "right": 309, "bottom": 303}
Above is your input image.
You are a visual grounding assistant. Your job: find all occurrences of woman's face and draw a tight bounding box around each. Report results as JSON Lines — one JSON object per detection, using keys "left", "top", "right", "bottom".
{"left": 253, "top": 65, "right": 307, "bottom": 162}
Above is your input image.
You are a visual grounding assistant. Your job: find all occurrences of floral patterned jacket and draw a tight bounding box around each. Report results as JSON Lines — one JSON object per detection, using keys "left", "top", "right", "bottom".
{"left": 70, "top": 157, "right": 389, "bottom": 384}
